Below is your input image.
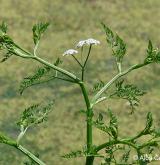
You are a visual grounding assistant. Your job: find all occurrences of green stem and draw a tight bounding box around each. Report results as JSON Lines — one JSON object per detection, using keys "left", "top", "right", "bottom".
{"left": 79, "top": 82, "right": 92, "bottom": 150}
{"left": 16, "top": 145, "right": 46, "bottom": 165}
{"left": 71, "top": 55, "right": 83, "bottom": 67}
{"left": 137, "top": 149, "right": 145, "bottom": 165}
{"left": 0, "top": 133, "right": 44, "bottom": 165}
{"left": 81, "top": 45, "right": 92, "bottom": 81}
{"left": 83, "top": 45, "right": 92, "bottom": 68}
{"left": 92, "top": 63, "right": 148, "bottom": 104}
{"left": 95, "top": 139, "right": 138, "bottom": 152}
{"left": 79, "top": 82, "right": 93, "bottom": 165}
{"left": 82, "top": 67, "right": 85, "bottom": 81}
{"left": 14, "top": 49, "right": 79, "bottom": 82}
{"left": 85, "top": 156, "right": 94, "bottom": 165}
{"left": 34, "top": 56, "right": 79, "bottom": 81}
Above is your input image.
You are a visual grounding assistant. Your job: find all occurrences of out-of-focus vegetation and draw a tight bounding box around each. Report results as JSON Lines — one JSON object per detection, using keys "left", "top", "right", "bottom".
{"left": 0, "top": 0, "right": 159, "bottom": 164}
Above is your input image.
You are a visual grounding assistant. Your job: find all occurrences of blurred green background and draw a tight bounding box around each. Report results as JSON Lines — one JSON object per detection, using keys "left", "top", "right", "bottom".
{"left": 0, "top": 0, "right": 160, "bottom": 164}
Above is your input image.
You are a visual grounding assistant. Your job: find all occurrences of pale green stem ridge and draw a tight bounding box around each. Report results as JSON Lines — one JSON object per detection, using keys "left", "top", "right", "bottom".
{"left": 14, "top": 48, "right": 79, "bottom": 82}
{"left": 92, "top": 63, "right": 148, "bottom": 105}
{"left": 95, "top": 138, "right": 138, "bottom": 152}
{"left": 34, "top": 56, "right": 79, "bottom": 81}
{"left": 17, "top": 145, "right": 46, "bottom": 165}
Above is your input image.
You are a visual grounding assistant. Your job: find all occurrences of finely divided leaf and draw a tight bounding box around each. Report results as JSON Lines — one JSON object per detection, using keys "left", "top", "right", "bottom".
{"left": 143, "top": 112, "right": 153, "bottom": 134}
{"left": 110, "top": 80, "right": 146, "bottom": 112}
{"left": 17, "top": 101, "right": 54, "bottom": 129}
{"left": 32, "top": 22, "right": 50, "bottom": 45}
{"left": 101, "top": 23, "right": 114, "bottom": 46}
{"left": 93, "top": 113, "right": 110, "bottom": 134}
{"left": 19, "top": 65, "right": 51, "bottom": 94}
{"left": 93, "top": 80, "right": 105, "bottom": 93}
{"left": 108, "top": 108, "right": 118, "bottom": 139}
{"left": 0, "top": 34, "right": 16, "bottom": 62}
{"left": 0, "top": 22, "right": 27, "bottom": 62}
{"left": 93, "top": 109, "right": 118, "bottom": 139}
{"left": 102, "top": 22, "right": 126, "bottom": 62}
{"left": 62, "top": 150, "right": 86, "bottom": 159}
{"left": 145, "top": 40, "right": 160, "bottom": 63}
{"left": 19, "top": 58, "right": 63, "bottom": 94}
{"left": 0, "top": 21, "right": 7, "bottom": 34}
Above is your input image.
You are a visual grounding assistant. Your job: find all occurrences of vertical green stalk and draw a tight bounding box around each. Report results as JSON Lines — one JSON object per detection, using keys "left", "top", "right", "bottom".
{"left": 79, "top": 82, "right": 94, "bottom": 165}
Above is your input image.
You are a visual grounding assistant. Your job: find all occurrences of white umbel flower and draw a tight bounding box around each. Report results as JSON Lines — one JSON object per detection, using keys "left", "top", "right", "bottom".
{"left": 76, "top": 38, "right": 100, "bottom": 48}
{"left": 86, "top": 38, "right": 100, "bottom": 45}
{"left": 76, "top": 40, "right": 86, "bottom": 48}
{"left": 63, "top": 49, "right": 78, "bottom": 56}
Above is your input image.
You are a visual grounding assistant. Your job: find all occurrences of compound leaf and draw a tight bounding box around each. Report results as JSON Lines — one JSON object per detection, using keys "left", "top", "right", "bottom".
{"left": 102, "top": 22, "right": 126, "bottom": 62}
{"left": 32, "top": 22, "right": 50, "bottom": 45}
{"left": 0, "top": 21, "right": 7, "bottom": 34}
{"left": 108, "top": 108, "right": 118, "bottom": 139}
{"left": 93, "top": 80, "right": 105, "bottom": 93}
{"left": 17, "top": 101, "right": 54, "bottom": 129}
{"left": 145, "top": 40, "right": 160, "bottom": 63}
{"left": 19, "top": 58, "right": 62, "bottom": 94}
{"left": 110, "top": 80, "right": 146, "bottom": 112}
{"left": 142, "top": 112, "right": 153, "bottom": 135}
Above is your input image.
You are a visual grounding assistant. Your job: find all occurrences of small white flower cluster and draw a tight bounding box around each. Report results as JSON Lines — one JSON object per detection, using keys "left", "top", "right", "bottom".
{"left": 63, "top": 38, "right": 100, "bottom": 56}
{"left": 76, "top": 38, "right": 100, "bottom": 48}
{"left": 63, "top": 49, "right": 78, "bottom": 56}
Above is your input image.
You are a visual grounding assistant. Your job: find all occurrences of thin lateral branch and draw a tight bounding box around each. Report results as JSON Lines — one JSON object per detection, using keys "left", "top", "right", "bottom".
{"left": 33, "top": 41, "right": 39, "bottom": 56}
{"left": 138, "top": 140, "right": 160, "bottom": 149}
{"left": 0, "top": 132, "right": 17, "bottom": 146}
{"left": 34, "top": 56, "right": 79, "bottom": 81}
{"left": 13, "top": 46, "right": 79, "bottom": 81}
{"left": 71, "top": 55, "right": 83, "bottom": 67}
{"left": 92, "top": 63, "right": 148, "bottom": 104}
{"left": 0, "top": 132, "right": 45, "bottom": 165}
{"left": 116, "top": 62, "right": 122, "bottom": 73}
{"left": 82, "top": 45, "right": 92, "bottom": 81}
{"left": 17, "top": 145, "right": 46, "bottom": 165}
{"left": 83, "top": 45, "right": 92, "bottom": 68}
{"left": 14, "top": 43, "right": 33, "bottom": 56}
{"left": 95, "top": 139, "right": 138, "bottom": 152}
{"left": 16, "top": 126, "right": 28, "bottom": 144}
{"left": 55, "top": 76, "right": 76, "bottom": 83}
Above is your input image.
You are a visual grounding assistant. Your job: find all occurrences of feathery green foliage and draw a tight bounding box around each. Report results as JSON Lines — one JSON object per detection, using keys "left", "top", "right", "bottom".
{"left": 19, "top": 57, "right": 62, "bottom": 94}
{"left": 145, "top": 40, "right": 160, "bottom": 64}
{"left": 0, "top": 21, "right": 159, "bottom": 165}
{"left": 101, "top": 23, "right": 126, "bottom": 62}
{"left": 17, "top": 101, "right": 54, "bottom": 129}
{"left": 93, "top": 80, "right": 105, "bottom": 93}
{"left": 93, "top": 109, "right": 118, "bottom": 139}
{"left": 110, "top": 80, "right": 146, "bottom": 112}
{"left": 0, "top": 21, "right": 7, "bottom": 34}
{"left": 32, "top": 22, "right": 50, "bottom": 45}
{"left": 0, "top": 25, "right": 16, "bottom": 62}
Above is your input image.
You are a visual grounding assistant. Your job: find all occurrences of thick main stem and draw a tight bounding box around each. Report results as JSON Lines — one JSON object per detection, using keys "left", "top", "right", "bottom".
{"left": 85, "top": 156, "right": 94, "bottom": 165}
{"left": 79, "top": 82, "right": 94, "bottom": 165}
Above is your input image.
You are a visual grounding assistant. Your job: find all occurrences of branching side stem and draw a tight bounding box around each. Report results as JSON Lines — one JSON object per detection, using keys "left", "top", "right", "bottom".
{"left": 92, "top": 63, "right": 149, "bottom": 105}
{"left": 16, "top": 145, "right": 46, "bottom": 165}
